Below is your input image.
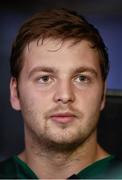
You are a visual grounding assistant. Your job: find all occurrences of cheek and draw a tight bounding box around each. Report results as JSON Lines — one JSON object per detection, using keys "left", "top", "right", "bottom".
{"left": 19, "top": 86, "right": 54, "bottom": 117}
{"left": 19, "top": 91, "right": 46, "bottom": 128}
{"left": 76, "top": 86, "right": 103, "bottom": 112}
{"left": 76, "top": 90, "right": 102, "bottom": 130}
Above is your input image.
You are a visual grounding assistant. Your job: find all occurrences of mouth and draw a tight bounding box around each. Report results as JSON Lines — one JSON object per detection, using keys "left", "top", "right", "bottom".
{"left": 50, "top": 112, "right": 77, "bottom": 123}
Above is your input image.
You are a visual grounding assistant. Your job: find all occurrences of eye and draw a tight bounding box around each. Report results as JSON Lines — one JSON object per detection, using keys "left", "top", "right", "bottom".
{"left": 38, "top": 75, "right": 53, "bottom": 84}
{"left": 74, "top": 74, "right": 90, "bottom": 84}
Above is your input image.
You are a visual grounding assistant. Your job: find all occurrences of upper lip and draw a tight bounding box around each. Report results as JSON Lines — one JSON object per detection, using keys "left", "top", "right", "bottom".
{"left": 50, "top": 112, "right": 76, "bottom": 117}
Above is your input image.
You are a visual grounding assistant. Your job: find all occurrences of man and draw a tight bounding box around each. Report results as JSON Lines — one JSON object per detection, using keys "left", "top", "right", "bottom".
{"left": 1, "top": 8, "right": 122, "bottom": 179}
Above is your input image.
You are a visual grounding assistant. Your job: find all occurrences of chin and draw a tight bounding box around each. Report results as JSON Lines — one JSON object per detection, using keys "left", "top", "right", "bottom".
{"left": 43, "top": 136, "right": 84, "bottom": 153}
{"left": 36, "top": 130, "right": 86, "bottom": 152}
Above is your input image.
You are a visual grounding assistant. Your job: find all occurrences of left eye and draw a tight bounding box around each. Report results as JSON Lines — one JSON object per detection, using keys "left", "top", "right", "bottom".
{"left": 74, "top": 75, "right": 90, "bottom": 83}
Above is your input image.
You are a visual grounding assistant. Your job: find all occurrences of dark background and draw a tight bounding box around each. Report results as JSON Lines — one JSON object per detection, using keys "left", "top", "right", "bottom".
{"left": 0, "top": 0, "right": 122, "bottom": 160}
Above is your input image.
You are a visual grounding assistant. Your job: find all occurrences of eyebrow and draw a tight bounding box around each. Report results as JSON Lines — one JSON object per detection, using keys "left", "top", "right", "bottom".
{"left": 28, "top": 66, "right": 57, "bottom": 79}
{"left": 28, "top": 66, "right": 98, "bottom": 79}
{"left": 72, "top": 67, "right": 98, "bottom": 77}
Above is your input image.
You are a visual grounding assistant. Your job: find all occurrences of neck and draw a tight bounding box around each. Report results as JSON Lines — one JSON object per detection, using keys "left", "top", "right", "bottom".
{"left": 18, "top": 131, "right": 109, "bottom": 179}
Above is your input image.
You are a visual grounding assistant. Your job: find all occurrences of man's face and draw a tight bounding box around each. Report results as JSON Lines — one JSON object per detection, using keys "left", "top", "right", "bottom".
{"left": 10, "top": 39, "right": 105, "bottom": 151}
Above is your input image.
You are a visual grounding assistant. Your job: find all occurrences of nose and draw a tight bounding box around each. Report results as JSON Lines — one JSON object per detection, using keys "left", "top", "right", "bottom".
{"left": 53, "top": 80, "right": 75, "bottom": 104}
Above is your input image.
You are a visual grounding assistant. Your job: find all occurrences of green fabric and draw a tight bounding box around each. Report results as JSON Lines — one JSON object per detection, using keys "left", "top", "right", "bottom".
{"left": 13, "top": 156, "right": 38, "bottom": 179}
{"left": 0, "top": 155, "right": 122, "bottom": 179}
{"left": 77, "top": 155, "right": 121, "bottom": 178}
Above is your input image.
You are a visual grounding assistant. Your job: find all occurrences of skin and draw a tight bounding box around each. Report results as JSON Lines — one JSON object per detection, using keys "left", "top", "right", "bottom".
{"left": 10, "top": 39, "right": 108, "bottom": 179}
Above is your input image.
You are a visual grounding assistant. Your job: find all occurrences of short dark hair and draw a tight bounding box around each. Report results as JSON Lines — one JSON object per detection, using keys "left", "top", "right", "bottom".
{"left": 10, "top": 8, "right": 109, "bottom": 81}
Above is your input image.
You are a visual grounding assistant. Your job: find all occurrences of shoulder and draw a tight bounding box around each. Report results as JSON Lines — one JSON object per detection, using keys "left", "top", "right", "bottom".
{"left": 105, "top": 156, "right": 122, "bottom": 178}
{"left": 0, "top": 156, "right": 17, "bottom": 179}
{"left": 77, "top": 155, "right": 122, "bottom": 179}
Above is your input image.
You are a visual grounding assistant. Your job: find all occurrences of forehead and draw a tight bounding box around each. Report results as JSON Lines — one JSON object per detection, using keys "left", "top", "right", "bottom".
{"left": 24, "top": 38, "right": 97, "bottom": 53}
{"left": 22, "top": 39, "right": 101, "bottom": 73}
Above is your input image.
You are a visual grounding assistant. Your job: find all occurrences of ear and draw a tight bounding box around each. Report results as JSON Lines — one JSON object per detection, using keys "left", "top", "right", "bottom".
{"left": 10, "top": 77, "right": 21, "bottom": 111}
{"left": 100, "top": 82, "right": 107, "bottom": 111}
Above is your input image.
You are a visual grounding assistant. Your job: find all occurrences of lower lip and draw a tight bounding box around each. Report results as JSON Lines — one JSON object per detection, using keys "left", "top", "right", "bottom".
{"left": 50, "top": 116, "right": 75, "bottom": 123}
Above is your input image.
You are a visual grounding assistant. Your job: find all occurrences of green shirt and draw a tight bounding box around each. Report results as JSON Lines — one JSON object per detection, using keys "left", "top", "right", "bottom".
{"left": 0, "top": 155, "right": 122, "bottom": 179}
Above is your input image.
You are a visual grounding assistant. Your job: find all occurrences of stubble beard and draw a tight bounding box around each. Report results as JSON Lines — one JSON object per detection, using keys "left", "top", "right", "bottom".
{"left": 25, "top": 117, "right": 98, "bottom": 155}
{"left": 23, "top": 104, "right": 100, "bottom": 155}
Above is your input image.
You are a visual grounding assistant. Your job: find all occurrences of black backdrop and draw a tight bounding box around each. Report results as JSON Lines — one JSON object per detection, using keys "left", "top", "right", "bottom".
{"left": 98, "top": 90, "right": 122, "bottom": 159}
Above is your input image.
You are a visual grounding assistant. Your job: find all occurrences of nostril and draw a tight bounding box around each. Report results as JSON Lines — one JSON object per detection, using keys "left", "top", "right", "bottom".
{"left": 57, "top": 97, "right": 72, "bottom": 104}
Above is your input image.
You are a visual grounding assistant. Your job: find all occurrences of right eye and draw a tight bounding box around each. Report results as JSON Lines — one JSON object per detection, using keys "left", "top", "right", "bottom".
{"left": 38, "top": 75, "right": 53, "bottom": 84}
